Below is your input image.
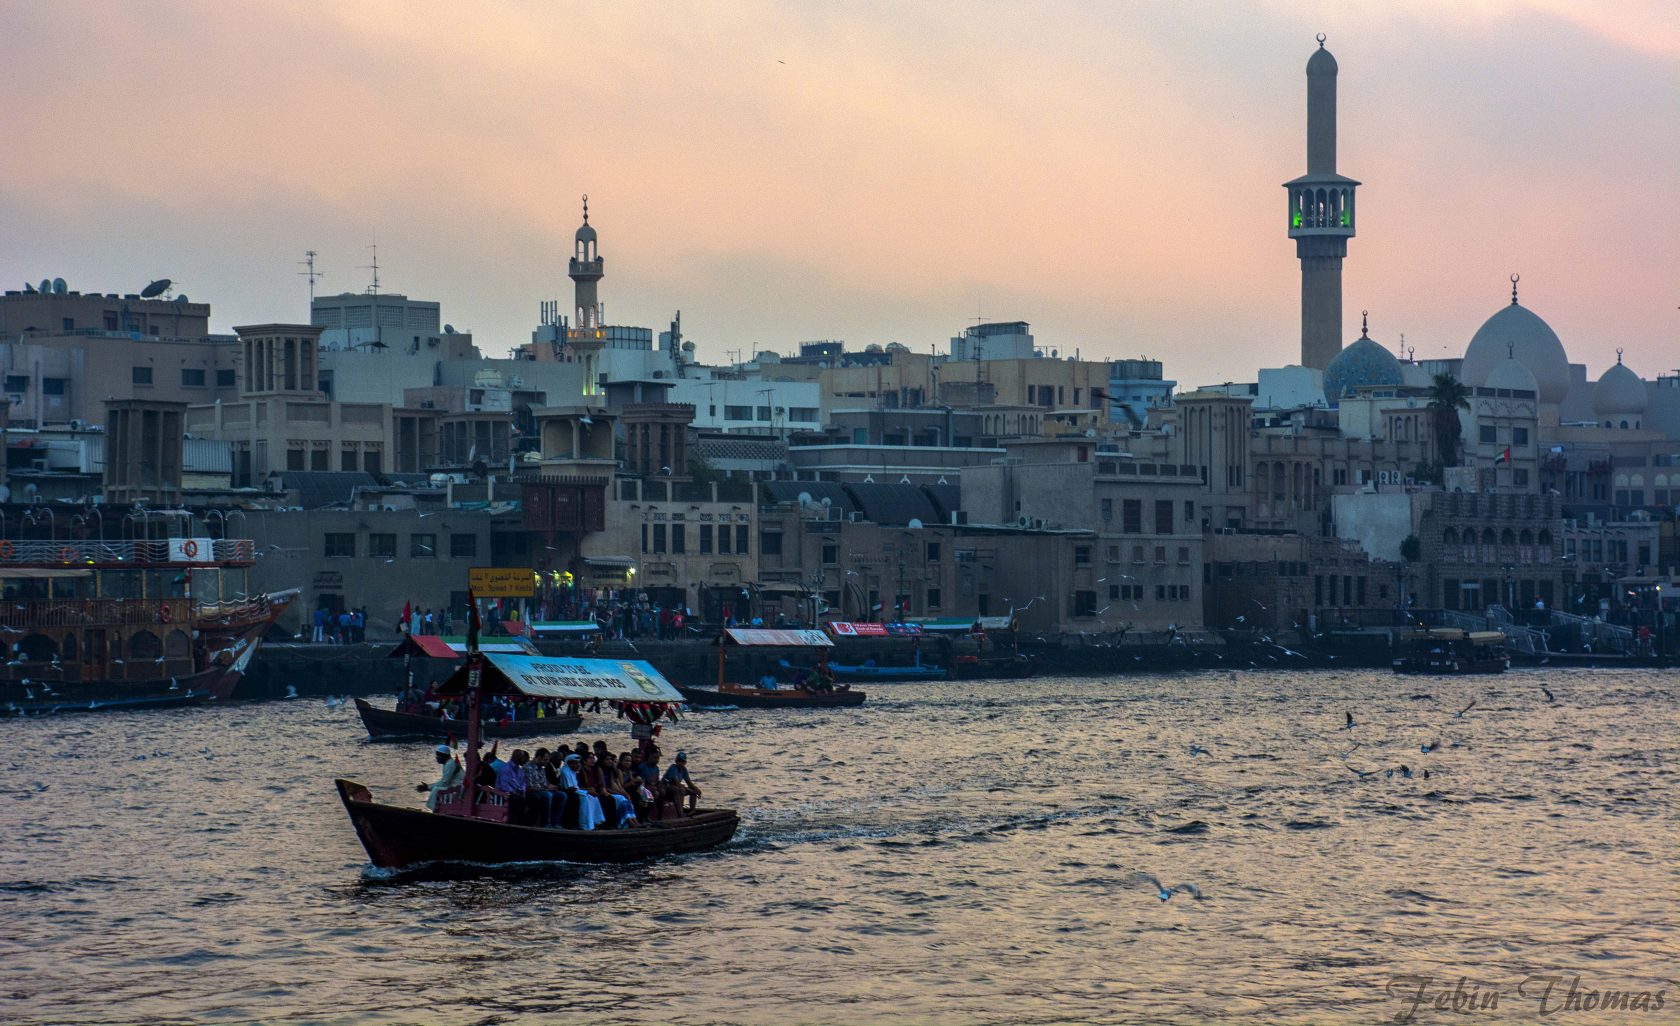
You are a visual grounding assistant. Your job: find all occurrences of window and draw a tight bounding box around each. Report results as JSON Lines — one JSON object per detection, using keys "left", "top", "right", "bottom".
{"left": 42, "top": 378, "right": 67, "bottom": 396}
{"left": 1178, "top": 546, "right": 1190, "bottom": 564}
{"left": 1513, "top": 426, "right": 1529, "bottom": 445}
{"left": 3, "top": 375, "right": 27, "bottom": 393}
{"left": 1479, "top": 425, "right": 1498, "bottom": 444}
{"left": 1333, "top": 468, "right": 1348, "bottom": 486}
{"left": 1154, "top": 546, "right": 1166, "bottom": 564}
{"left": 1132, "top": 545, "right": 1145, "bottom": 564}
{"left": 1073, "top": 590, "right": 1097, "bottom": 616}
{"left": 363, "top": 451, "right": 381, "bottom": 474}
{"left": 369, "top": 533, "right": 396, "bottom": 559}
{"left": 926, "top": 542, "right": 940, "bottom": 562}
{"left": 926, "top": 587, "right": 941, "bottom": 609}
{"left": 324, "top": 533, "right": 355, "bottom": 559}
{"left": 671, "top": 525, "right": 686, "bottom": 554}
{"left": 1100, "top": 498, "right": 1113, "bottom": 522}
{"left": 1155, "top": 584, "right": 1166, "bottom": 601}
{"left": 789, "top": 407, "right": 820, "bottom": 422}
{"left": 724, "top": 405, "right": 752, "bottom": 421}
{"left": 1109, "top": 584, "right": 1120, "bottom": 600}
{"left": 652, "top": 524, "right": 667, "bottom": 553}
{"left": 1075, "top": 545, "right": 1091, "bottom": 565}
{"left": 216, "top": 369, "right": 236, "bottom": 388}
{"left": 717, "top": 526, "right": 731, "bottom": 554}
{"left": 1155, "top": 500, "right": 1173, "bottom": 534}
{"left": 821, "top": 542, "right": 837, "bottom": 565}
{"left": 410, "top": 533, "right": 436, "bottom": 558}
{"left": 760, "top": 531, "right": 782, "bottom": 556}
{"left": 287, "top": 448, "right": 305, "bottom": 471}
{"left": 700, "top": 525, "right": 714, "bottom": 554}
{"left": 1107, "top": 545, "right": 1120, "bottom": 562}
{"left": 1184, "top": 500, "right": 1195, "bottom": 523}
{"left": 756, "top": 406, "right": 772, "bottom": 421}
{"left": 1513, "top": 469, "right": 1529, "bottom": 488}
{"left": 310, "top": 449, "right": 328, "bottom": 471}
{"left": 132, "top": 366, "right": 153, "bottom": 385}
{"left": 736, "top": 525, "right": 749, "bottom": 554}
{"left": 181, "top": 368, "right": 206, "bottom": 387}
{"left": 641, "top": 524, "right": 649, "bottom": 553}
{"left": 341, "top": 448, "right": 357, "bottom": 472}
{"left": 1122, "top": 499, "right": 1142, "bottom": 533}
{"left": 450, "top": 534, "right": 477, "bottom": 558}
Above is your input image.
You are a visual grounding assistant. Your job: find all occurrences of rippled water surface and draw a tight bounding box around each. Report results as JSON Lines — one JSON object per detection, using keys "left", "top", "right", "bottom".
{"left": 2, "top": 669, "right": 1675, "bottom": 1026}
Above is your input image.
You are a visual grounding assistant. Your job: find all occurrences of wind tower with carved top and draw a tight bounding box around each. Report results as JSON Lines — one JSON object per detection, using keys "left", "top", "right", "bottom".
{"left": 1285, "top": 35, "right": 1360, "bottom": 371}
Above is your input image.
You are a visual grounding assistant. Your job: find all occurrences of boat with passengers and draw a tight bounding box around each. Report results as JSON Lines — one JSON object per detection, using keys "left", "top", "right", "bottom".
{"left": 677, "top": 627, "right": 866, "bottom": 708}
{"left": 0, "top": 512, "right": 292, "bottom": 716}
{"left": 1392, "top": 627, "right": 1510, "bottom": 675}
{"left": 336, "top": 639, "right": 737, "bottom": 869}
{"left": 353, "top": 633, "right": 583, "bottom": 740}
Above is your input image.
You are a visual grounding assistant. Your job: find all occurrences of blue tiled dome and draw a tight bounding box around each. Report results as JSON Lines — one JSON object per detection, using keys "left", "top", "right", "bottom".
{"left": 1323, "top": 320, "right": 1403, "bottom": 403}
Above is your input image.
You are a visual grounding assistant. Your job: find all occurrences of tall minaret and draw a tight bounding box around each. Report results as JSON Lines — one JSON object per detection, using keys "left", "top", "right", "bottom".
{"left": 1284, "top": 34, "right": 1359, "bottom": 371}
{"left": 568, "top": 194, "right": 604, "bottom": 330}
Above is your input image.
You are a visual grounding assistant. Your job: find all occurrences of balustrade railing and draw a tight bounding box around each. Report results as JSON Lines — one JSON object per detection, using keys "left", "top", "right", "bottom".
{"left": 0, "top": 539, "right": 254, "bottom": 566}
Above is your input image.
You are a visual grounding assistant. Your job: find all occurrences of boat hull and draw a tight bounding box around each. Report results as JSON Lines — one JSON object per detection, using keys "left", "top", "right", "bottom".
{"left": 0, "top": 659, "right": 251, "bottom": 717}
{"left": 678, "top": 685, "right": 866, "bottom": 708}
{"left": 335, "top": 779, "right": 738, "bottom": 869}
{"left": 354, "top": 698, "right": 582, "bottom": 740}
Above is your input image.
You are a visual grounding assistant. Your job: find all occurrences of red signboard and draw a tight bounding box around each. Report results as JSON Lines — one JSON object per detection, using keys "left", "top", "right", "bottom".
{"left": 827, "top": 621, "right": 889, "bottom": 637}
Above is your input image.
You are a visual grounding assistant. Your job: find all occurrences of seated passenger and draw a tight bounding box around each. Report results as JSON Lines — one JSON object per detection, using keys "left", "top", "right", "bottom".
{"left": 758, "top": 672, "right": 778, "bottom": 690}
{"left": 525, "top": 748, "right": 561, "bottom": 826}
{"left": 588, "top": 752, "right": 637, "bottom": 829}
{"left": 416, "top": 743, "right": 464, "bottom": 810}
{"left": 662, "top": 751, "right": 702, "bottom": 814}
{"left": 559, "top": 753, "right": 605, "bottom": 830}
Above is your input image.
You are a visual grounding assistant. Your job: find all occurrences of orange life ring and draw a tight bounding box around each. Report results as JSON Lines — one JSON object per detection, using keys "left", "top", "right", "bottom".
{"left": 159, "top": 603, "right": 174, "bottom": 623}
{"left": 59, "top": 546, "right": 76, "bottom": 562}
{"left": 182, "top": 540, "right": 199, "bottom": 558}
{"left": 0, "top": 540, "right": 13, "bottom": 559}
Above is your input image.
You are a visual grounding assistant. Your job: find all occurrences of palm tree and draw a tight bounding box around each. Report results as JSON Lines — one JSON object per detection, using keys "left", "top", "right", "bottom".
{"left": 1427, "top": 373, "right": 1472, "bottom": 467}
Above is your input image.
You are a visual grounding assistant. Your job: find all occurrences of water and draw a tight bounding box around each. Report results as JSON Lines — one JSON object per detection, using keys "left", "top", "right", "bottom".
{"left": 2, "top": 669, "right": 1675, "bottom": 1026}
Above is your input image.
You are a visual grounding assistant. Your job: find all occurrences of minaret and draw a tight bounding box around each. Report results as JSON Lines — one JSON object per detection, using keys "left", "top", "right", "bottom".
{"left": 568, "top": 194, "right": 604, "bottom": 331}
{"left": 567, "top": 195, "right": 606, "bottom": 397}
{"left": 1284, "top": 34, "right": 1359, "bottom": 371}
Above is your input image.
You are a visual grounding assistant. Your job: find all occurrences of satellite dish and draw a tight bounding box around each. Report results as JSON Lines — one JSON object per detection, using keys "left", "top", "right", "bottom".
{"left": 821, "top": 497, "right": 831, "bottom": 507}
{"left": 444, "top": 324, "right": 456, "bottom": 334}
{"left": 24, "top": 483, "right": 39, "bottom": 496}
{"left": 0, "top": 485, "right": 10, "bottom": 503}
{"left": 52, "top": 278, "right": 66, "bottom": 294}
{"left": 908, "top": 518, "right": 924, "bottom": 529}
{"left": 141, "top": 279, "right": 171, "bottom": 298}
{"left": 39, "top": 279, "right": 52, "bottom": 293}
{"left": 797, "top": 491, "right": 813, "bottom": 506}
{"left": 22, "top": 282, "right": 36, "bottom": 293}
{"left": 175, "top": 295, "right": 189, "bottom": 305}
{"left": 428, "top": 473, "right": 450, "bottom": 486}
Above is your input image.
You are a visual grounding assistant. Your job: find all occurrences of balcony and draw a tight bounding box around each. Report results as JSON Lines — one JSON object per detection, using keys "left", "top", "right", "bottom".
{"left": 0, "top": 539, "right": 255, "bottom": 567}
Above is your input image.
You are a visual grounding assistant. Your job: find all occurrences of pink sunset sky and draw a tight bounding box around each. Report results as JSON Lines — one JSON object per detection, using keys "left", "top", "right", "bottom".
{"left": 2, "top": 0, "right": 1675, "bottom": 385}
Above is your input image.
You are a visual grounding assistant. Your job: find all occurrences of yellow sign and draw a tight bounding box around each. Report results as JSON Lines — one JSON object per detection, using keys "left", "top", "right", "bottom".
{"left": 469, "top": 567, "right": 535, "bottom": 597}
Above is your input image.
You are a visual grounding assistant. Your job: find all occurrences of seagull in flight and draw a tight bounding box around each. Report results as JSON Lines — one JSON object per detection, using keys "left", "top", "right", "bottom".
{"left": 1454, "top": 699, "right": 1477, "bottom": 719}
{"left": 1337, "top": 741, "right": 1362, "bottom": 760}
{"left": 1344, "top": 762, "right": 1378, "bottom": 780}
{"left": 1342, "top": 710, "right": 1356, "bottom": 730}
{"left": 1188, "top": 744, "right": 1210, "bottom": 757}
{"left": 1420, "top": 739, "right": 1441, "bottom": 754}
{"left": 1385, "top": 764, "right": 1413, "bottom": 780}
{"left": 1127, "top": 872, "right": 1203, "bottom": 901}
{"left": 1540, "top": 685, "right": 1556, "bottom": 703}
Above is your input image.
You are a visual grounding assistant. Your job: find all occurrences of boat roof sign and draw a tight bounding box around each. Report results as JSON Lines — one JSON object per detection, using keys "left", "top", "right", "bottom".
{"left": 722, "top": 627, "right": 833, "bottom": 648}
{"left": 435, "top": 654, "right": 685, "bottom": 703}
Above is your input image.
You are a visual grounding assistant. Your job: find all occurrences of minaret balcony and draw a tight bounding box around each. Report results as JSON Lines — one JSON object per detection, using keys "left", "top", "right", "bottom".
{"left": 568, "top": 257, "right": 604, "bottom": 280}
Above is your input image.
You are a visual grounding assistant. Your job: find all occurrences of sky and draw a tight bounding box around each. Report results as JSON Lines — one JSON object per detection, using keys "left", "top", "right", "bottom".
{"left": 2, "top": 0, "right": 1676, "bottom": 385}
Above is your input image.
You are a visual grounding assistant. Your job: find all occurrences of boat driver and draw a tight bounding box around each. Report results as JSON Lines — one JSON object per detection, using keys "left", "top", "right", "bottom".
{"left": 417, "top": 744, "right": 463, "bottom": 811}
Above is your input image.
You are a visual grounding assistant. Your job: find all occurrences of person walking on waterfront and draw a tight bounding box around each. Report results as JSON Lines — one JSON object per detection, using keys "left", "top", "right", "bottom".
{"left": 424, "top": 609, "right": 435, "bottom": 635}
{"left": 311, "top": 607, "right": 327, "bottom": 643}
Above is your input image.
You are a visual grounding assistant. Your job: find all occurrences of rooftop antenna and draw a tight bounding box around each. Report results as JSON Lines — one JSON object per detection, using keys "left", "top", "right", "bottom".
{"left": 298, "top": 250, "right": 322, "bottom": 304}
{"left": 363, "top": 238, "right": 382, "bottom": 296}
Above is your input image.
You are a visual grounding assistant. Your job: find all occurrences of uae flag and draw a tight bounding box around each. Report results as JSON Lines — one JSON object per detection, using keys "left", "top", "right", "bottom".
{"left": 466, "top": 589, "right": 481, "bottom": 652}
{"left": 1501, "top": 447, "right": 1512, "bottom": 464}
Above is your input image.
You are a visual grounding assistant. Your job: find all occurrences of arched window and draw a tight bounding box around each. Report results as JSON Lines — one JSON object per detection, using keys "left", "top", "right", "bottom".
{"left": 165, "top": 630, "right": 192, "bottom": 661}
{"left": 1481, "top": 528, "right": 1496, "bottom": 545}
{"left": 129, "top": 630, "right": 162, "bottom": 662}
{"left": 1519, "top": 529, "right": 1534, "bottom": 545}
{"left": 16, "top": 634, "right": 57, "bottom": 662}
{"left": 1500, "top": 528, "right": 1516, "bottom": 546}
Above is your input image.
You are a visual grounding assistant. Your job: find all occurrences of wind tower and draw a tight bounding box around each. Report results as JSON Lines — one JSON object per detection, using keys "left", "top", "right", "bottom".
{"left": 1285, "top": 34, "right": 1359, "bottom": 371}
{"left": 567, "top": 195, "right": 606, "bottom": 397}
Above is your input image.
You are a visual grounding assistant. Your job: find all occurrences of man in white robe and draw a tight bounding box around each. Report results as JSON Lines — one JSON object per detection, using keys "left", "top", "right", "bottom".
{"left": 559, "top": 753, "right": 605, "bottom": 830}
{"left": 418, "top": 744, "right": 464, "bottom": 811}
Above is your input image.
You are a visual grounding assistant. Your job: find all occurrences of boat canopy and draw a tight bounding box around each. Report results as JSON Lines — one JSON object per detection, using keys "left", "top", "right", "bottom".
{"left": 387, "top": 634, "right": 536, "bottom": 659}
{"left": 826, "top": 621, "right": 922, "bottom": 638}
{"left": 1467, "top": 631, "right": 1507, "bottom": 644}
{"left": 975, "top": 616, "right": 1018, "bottom": 632}
{"left": 905, "top": 617, "right": 980, "bottom": 633}
{"left": 517, "top": 620, "right": 604, "bottom": 636}
{"left": 719, "top": 627, "right": 833, "bottom": 648}
{"left": 434, "top": 653, "right": 685, "bottom": 703}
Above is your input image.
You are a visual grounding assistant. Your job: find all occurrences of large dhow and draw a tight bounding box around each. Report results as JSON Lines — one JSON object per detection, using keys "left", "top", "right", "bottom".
{"left": 336, "top": 651, "right": 738, "bottom": 869}
{"left": 676, "top": 627, "right": 867, "bottom": 708}
{"left": 0, "top": 532, "right": 293, "bottom": 716}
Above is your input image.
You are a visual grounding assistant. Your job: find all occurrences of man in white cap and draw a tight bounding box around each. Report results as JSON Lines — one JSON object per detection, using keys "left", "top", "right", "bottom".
{"left": 417, "top": 744, "right": 464, "bottom": 811}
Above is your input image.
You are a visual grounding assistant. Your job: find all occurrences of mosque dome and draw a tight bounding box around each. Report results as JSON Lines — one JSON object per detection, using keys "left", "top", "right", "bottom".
{"left": 575, "top": 220, "right": 597, "bottom": 243}
{"left": 1460, "top": 278, "right": 1569, "bottom": 404}
{"left": 1306, "top": 41, "right": 1338, "bottom": 75}
{"left": 1484, "top": 354, "right": 1538, "bottom": 395}
{"left": 1591, "top": 353, "right": 1647, "bottom": 418}
{"left": 1323, "top": 314, "right": 1403, "bottom": 402}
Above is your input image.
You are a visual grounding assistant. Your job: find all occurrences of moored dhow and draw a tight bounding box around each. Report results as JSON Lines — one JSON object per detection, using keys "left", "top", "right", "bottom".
{"left": 0, "top": 532, "right": 292, "bottom": 716}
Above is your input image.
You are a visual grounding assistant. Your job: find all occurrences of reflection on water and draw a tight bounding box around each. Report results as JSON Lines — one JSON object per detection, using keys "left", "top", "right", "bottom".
{"left": 1, "top": 669, "right": 1675, "bottom": 1025}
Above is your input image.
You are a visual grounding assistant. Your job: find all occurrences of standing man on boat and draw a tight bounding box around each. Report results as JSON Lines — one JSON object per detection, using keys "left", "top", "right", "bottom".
{"left": 418, "top": 744, "right": 464, "bottom": 810}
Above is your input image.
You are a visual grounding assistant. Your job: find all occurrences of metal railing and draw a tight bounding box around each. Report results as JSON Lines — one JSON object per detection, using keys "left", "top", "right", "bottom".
{"left": 0, "top": 539, "right": 254, "bottom": 566}
{"left": 0, "top": 598, "right": 195, "bottom": 630}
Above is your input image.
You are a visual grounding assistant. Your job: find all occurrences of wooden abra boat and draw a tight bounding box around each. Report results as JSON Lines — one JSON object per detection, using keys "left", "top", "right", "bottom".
{"left": 676, "top": 628, "right": 868, "bottom": 709}
{"left": 353, "top": 697, "right": 581, "bottom": 740}
{"left": 1392, "top": 628, "right": 1510, "bottom": 675}
{"left": 337, "top": 647, "right": 737, "bottom": 870}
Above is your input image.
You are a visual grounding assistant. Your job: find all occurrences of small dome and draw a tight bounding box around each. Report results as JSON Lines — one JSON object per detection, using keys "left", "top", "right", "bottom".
{"left": 575, "top": 221, "right": 597, "bottom": 243}
{"left": 1307, "top": 43, "right": 1338, "bottom": 76}
{"left": 1460, "top": 282, "right": 1569, "bottom": 404}
{"left": 1484, "top": 355, "right": 1538, "bottom": 395}
{"left": 1323, "top": 316, "right": 1403, "bottom": 402}
{"left": 1592, "top": 355, "right": 1647, "bottom": 417}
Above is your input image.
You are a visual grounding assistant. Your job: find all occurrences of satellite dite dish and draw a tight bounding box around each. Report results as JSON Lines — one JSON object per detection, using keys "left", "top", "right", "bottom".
{"left": 39, "top": 279, "right": 51, "bottom": 293}
{"left": 174, "top": 295, "right": 189, "bottom": 305}
{"left": 444, "top": 324, "right": 456, "bottom": 334}
{"left": 52, "top": 278, "right": 66, "bottom": 294}
{"left": 908, "top": 518, "right": 924, "bottom": 529}
{"left": 140, "top": 279, "right": 172, "bottom": 298}
{"left": 797, "top": 491, "right": 814, "bottom": 506}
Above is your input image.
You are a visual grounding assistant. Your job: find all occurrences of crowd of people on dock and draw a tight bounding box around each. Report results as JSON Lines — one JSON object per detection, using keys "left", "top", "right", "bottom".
{"left": 420, "top": 741, "right": 701, "bottom": 829}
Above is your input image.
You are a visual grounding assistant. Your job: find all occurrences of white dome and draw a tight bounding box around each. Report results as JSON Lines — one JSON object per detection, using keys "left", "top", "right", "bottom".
{"left": 1484, "top": 355, "right": 1538, "bottom": 395}
{"left": 1592, "top": 357, "right": 1647, "bottom": 417}
{"left": 1461, "top": 298, "right": 1569, "bottom": 405}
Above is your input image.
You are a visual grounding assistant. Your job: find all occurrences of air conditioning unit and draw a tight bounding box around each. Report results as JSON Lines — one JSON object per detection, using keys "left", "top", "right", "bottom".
{"left": 950, "top": 511, "right": 968, "bottom": 525}
{"left": 847, "top": 511, "right": 863, "bottom": 523}
{"left": 1031, "top": 517, "right": 1048, "bottom": 530}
